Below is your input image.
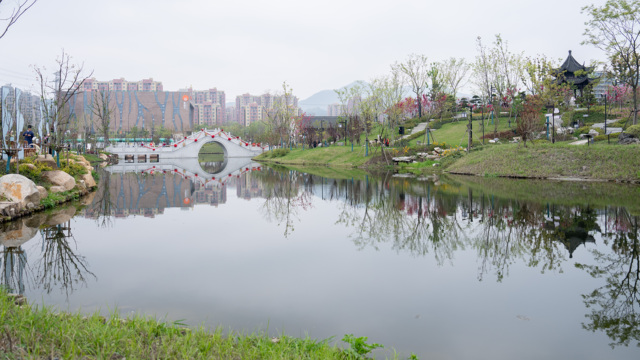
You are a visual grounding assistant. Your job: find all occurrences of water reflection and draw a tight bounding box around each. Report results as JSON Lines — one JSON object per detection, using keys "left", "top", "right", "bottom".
{"left": 576, "top": 211, "right": 639, "bottom": 348}
{"left": 35, "top": 166, "right": 640, "bottom": 349}
{"left": 250, "top": 169, "right": 640, "bottom": 347}
{"left": 0, "top": 205, "right": 95, "bottom": 296}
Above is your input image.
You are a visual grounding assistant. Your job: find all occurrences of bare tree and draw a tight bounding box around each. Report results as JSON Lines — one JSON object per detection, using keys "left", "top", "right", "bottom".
{"left": 34, "top": 49, "right": 93, "bottom": 161}
{"left": 0, "top": 0, "right": 37, "bottom": 40}
{"left": 90, "top": 89, "right": 114, "bottom": 147}
{"left": 392, "top": 54, "right": 430, "bottom": 118}
{"left": 440, "top": 57, "right": 470, "bottom": 99}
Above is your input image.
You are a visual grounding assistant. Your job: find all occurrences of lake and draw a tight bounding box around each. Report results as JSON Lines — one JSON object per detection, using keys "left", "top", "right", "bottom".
{"left": 1, "top": 163, "right": 639, "bottom": 360}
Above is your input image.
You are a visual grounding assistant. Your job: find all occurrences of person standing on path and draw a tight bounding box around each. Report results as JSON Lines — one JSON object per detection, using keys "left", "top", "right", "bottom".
{"left": 23, "top": 125, "right": 35, "bottom": 147}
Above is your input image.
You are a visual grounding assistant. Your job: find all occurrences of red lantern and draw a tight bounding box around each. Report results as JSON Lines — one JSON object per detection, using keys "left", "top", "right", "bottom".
{"left": 228, "top": 174, "right": 232, "bottom": 177}
{"left": 174, "top": 144, "right": 177, "bottom": 147}
{"left": 195, "top": 174, "right": 198, "bottom": 177}
{"left": 195, "top": 139, "right": 198, "bottom": 142}
{"left": 184, "top": 136, "right": 187, "bottom": 139}
{"left": 211, "top": 135, "right": 215, "bottom": 138}
{"left": 228, "top": 138, "right": 231, "bottom": 141}
{"left": 212, "top": 177, "right": 215, "bottom": 180}
{"left": 153, "top": 148, "right": 155, "bottom": 151}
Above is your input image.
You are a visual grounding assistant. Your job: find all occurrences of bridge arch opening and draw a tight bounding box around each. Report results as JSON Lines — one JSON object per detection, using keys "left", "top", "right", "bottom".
{"left": 198, "top": 141, "right": 228, "bottom": 175}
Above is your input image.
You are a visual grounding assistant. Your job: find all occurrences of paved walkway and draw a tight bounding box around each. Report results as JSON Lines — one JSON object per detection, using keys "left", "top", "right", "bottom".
{"left": 402, "top": 121, "right": 430, "bottom": 139}
{"left": 569, "top": 139, "right": 589, "bottom": 146}
{"left": 591, "top": 120, "right": 622, "bottom": 135}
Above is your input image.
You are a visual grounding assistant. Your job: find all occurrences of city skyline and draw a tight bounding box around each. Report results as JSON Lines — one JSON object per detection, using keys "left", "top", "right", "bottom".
{"left": 1, "top": 0, "right": 609, "bottom": 102}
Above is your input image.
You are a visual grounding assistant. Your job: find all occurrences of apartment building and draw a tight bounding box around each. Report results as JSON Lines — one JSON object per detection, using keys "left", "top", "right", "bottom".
{"left": 187, "top": 88, "right": 226, "bottom": 127}
{"left": 235, "top": 92, "right": 300, "bottom": 126}
{"left": 82, "top": 78, "right": 164, "bottom": 92}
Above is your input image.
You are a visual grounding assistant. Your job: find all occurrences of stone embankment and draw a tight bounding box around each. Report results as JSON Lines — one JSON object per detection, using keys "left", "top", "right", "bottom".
{"left": 0, "top": 154, "right": 99, "bottom": 223}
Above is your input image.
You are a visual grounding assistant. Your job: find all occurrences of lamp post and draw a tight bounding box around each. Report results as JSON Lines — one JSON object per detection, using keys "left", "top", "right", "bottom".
{"left": 490, "top": 86, "right": 496, "bottom": 125}
{"left": 467, "top": 104, "right": 472, "bottom": 153}
{"left": 338, "top": 119, "right": 347, "bottom": 148}
{"left": 546, "top": 103, "right": 555, "bottom": 143}
{"left": 604, "top": 93, "right": 608, "bottom": 144}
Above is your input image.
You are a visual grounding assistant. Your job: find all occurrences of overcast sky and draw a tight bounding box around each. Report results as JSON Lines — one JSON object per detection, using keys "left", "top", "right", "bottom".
{"left": 1, "top": 0, "right": 609, "bottom": 101}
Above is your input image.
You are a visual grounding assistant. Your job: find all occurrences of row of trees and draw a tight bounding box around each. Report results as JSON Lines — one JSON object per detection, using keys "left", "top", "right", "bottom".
{"left": 4, "top": 0, "right": 638, "bottom": 153}
{"left": 323, "top": 0, "right": 640, "bottom": 147}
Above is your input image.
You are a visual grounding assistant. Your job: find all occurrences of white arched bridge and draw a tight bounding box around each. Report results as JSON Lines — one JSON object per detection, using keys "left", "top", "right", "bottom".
{"left": 105, "top": 128, "right": 267, "bottom": 160}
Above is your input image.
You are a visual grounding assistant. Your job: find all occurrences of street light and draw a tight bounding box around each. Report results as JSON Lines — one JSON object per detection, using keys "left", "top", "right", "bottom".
{"left": 490, "top": 86, "right": 496, "bottom": 125}
{"left": 338, "top": 119, "right": 347, "bottom": 146}
{"left": 603, "top": 93, "right": 608, "bottom": 144}
{"left": 546, "top": 103, "right": 555, "bottom": 143}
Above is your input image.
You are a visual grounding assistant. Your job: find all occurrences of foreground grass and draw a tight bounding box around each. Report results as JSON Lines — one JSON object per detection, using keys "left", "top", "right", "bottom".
{"left": 446, "top": 142, "right": 640, "bottom": 182}
{"left": 1, "top": 291, "right": 403, "bottom": 359}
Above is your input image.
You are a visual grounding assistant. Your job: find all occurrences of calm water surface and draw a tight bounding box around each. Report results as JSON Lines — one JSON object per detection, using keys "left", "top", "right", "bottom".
{"left": 2, "top": 163, "right": 639, "bottom": 360}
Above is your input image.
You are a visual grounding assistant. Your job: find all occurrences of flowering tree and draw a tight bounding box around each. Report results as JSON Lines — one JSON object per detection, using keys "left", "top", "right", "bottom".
{"left": 391, "top": 54, "right": 430, "bottom": 118}
{"left": 517, "top": 95, "right": 544, "bottom": 147}
{"left": 583, "top": 0, "right": 640, "bottom": 125}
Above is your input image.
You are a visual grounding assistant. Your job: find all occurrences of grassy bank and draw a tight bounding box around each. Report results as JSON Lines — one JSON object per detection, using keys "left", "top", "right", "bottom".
{"left": 254, "top": 145, "right": 384, "bottom": 168}
{"left": 445, "top": 143, "right": 640, "bottom": 182}
{"left": 0, "top": 291, "right": 403, "bottom": 359}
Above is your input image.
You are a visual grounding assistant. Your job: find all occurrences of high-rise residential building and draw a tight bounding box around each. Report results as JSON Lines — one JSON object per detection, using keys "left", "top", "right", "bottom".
{"left": 69, "top": 80, "right": 229, "bottom": 134}
{"left": 71, "top": 89, "right": 193, "bottom": 134}
{"left": 225, "top": 106, "right": 236, "bottom": 123}
{"left": 327, "top": 103, "right": 346, "bottom": 116}
{"left": 1, "top": 84, "right": 44, "bottom": 136}
{"left": 235, "top": 92, "right": 300, "bottom": 126}
{"left": 186, "top": 88, "right": 226, "bottom": 127}
{"left": 82, "top": 78, "right": 164, "bottom": 92}
{"left": 74, "top": 79, "right": 192, "bottom": 133}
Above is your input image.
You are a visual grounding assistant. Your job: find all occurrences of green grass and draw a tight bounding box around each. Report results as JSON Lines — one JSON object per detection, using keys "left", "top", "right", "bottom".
{"left": 408, "top": 117, "right": 517, "bottom": 148}
{"left": 254, "top": 145, "right": 378, "bottom": 168}
{"left": 397, "top": 160, "right": 439, "bottom": 175}
{"left": 0, "top": 290, "right": 405, "bottom": 359}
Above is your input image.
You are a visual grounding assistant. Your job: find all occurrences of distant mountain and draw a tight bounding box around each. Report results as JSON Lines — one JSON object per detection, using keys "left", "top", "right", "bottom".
{"left": 299, "top": 81, "right": 363, "bottom": 115}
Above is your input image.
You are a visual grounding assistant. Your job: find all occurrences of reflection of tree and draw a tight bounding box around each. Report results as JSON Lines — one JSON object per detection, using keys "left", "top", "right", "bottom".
{"left": 518, "top": 202, "right": 565, "bottom": 273}
{"left": 0, "top": 247, "right": 29, "bottom": 295}
{"left": 36, "top": 222, "right": 96, "bottom": 296}
{"left": 577, "top": 210, "right": 640, "bottom": 348}
{"left": 259, "top": 169, "right": 313, "bottom": 237}
{"left": 474, "top": 195, "right": 528, "bottom": 282}
{"left": 255, "top": 167, "right": 640, "bottom": 293}
{"left": 93, "top": 170, "right": 114, "bottom": 228}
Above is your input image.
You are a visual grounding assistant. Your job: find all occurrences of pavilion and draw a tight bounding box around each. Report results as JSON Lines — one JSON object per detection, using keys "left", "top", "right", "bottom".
{"left": 553, "top": 50, "right": 593, "bottom": 98}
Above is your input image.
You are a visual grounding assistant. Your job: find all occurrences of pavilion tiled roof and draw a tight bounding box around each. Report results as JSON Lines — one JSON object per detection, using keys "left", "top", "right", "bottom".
{"left": 553, "top": 50, "right": 593, "bottom": 88}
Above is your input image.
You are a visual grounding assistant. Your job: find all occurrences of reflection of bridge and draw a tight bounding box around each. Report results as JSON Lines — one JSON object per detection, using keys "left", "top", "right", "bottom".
{"left": 105, "top": 128, "right": 266, "bottom": 160}
{"left": 106, "top": 157, "right": 262, "bottom": 188}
